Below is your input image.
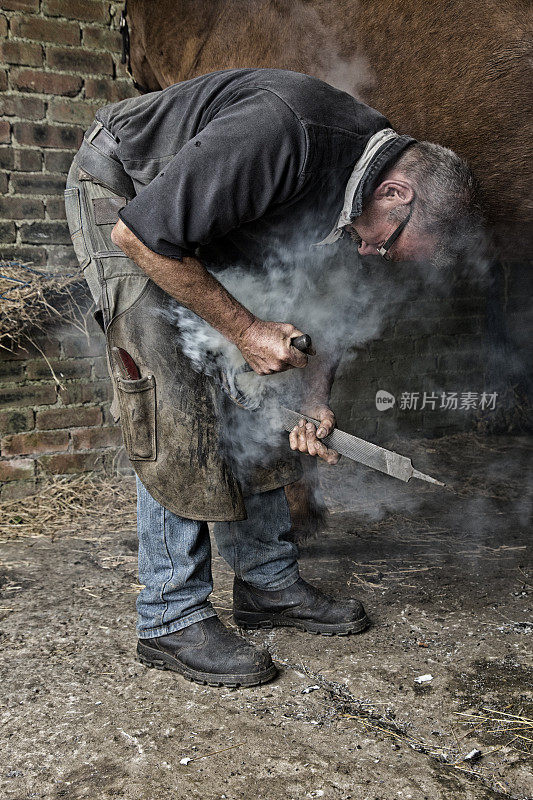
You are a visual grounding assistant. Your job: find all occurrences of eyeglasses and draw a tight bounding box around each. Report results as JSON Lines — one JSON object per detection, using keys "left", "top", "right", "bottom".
{"left": 349, "top": 202, "right": 414, "bottom": 261}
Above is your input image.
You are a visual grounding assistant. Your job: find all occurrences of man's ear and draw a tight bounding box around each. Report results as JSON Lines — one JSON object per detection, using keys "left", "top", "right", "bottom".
{"left": 373, "top": 179, "right": 415, "bottom": 205}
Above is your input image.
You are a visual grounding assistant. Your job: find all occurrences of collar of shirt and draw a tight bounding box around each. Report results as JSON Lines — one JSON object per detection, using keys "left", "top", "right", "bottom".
{"left": 314, "top": 128, "right": 416, "bottom": 247}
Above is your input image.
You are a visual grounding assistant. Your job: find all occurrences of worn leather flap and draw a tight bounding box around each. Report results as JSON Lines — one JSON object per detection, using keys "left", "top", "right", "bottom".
{"left": 93, "top": 196, "right": 126, "bottom": 225}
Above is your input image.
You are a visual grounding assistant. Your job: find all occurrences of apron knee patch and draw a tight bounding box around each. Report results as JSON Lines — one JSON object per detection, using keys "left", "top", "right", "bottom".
{"left": 92, "top": 196, "right": 127, "bottom": 225}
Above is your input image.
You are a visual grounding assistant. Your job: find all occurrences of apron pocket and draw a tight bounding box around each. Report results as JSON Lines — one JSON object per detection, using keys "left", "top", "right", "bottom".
{"left": 116, "top": 374, "right": 157, "bottom": 461}
{"left": 64, "top": 187, "right": 90, "bottom": 269}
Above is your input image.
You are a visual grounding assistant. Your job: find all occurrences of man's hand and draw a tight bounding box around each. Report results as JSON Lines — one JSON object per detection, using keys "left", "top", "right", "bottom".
{"left": 289, "top": 404, "right": 340, "bottom": 465}
{"left": 111, "top": 222, "right": 312, "bottom": 374}
{"left": 237, "top": 319, "right": 309, "bottom": 374}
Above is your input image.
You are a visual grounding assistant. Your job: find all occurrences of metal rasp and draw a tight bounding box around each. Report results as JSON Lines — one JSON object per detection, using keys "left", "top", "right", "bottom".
{"left": 279, "top": 407, "right": 444, "bottom": 486}
{"left": 230, "top": 333, "right": 444, "bottom": 486}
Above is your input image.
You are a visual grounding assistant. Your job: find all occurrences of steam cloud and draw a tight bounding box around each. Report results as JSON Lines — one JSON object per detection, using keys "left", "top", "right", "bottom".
{"left": 161, "top": 221, "right": 497, "bottom": 511}
{"left": 163, "top": 237, "right": 425, "bottom": 485}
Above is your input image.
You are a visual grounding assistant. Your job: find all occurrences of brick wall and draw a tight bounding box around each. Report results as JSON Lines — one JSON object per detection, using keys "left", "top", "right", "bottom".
{"left": 0, "top": 0, "right": 136, "bottom": 498}
{"left": 0, "top": 0, "right": 136, "bottom": 269}
{"left": 0, "top": 313, "right": 132, "bottom": 500}
{"left": 332, "top": 281, "right": 490, "bottom": 441}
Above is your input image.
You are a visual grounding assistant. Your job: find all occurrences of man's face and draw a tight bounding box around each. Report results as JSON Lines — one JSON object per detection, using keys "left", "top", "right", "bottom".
{"left": 347, "top": 214, "right": 436, "bottom": 264}
{"left": 348, "top": 173, "right": 436, "bottom": 263}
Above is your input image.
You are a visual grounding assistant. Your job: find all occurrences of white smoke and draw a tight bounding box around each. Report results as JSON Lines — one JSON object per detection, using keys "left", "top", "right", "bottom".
{"left": 321, "top": 54, "right": 376, "bottom": 100}
{"left": 158, "top": 238, "right": 426, "bottom": 488}
{"left": 166, "top": 245, "right": 400, "bottom": 409}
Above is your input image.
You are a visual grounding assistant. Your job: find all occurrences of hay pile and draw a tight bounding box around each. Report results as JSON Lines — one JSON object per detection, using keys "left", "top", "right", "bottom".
{"left": 0, "top": 473, "right": 137, "bottom": 543}
{"left": 0, "top": 260, "right": 86, "bottom": 348}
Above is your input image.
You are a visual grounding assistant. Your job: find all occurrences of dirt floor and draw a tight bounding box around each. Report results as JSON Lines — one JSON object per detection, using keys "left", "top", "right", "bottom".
{"left": 0, "top": 433, "right": 531, "bottom": 800}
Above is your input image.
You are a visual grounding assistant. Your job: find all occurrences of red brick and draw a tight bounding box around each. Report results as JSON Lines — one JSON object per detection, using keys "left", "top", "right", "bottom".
{"left": 0, "top": 383, "right": 57, "bottom": 409}
{"left": 46, "top": 46, "right": 113, "bottom": 76}
{"left": 0, "top": 195, "right": 45, "bottom": 219}
{"left": 1, "top": 0, "right": 39, "bottom": 11}
{"left": 0, "top": 221, "right": 16, "bottom": 244}
{"left": 43, "top": 0, "right": 110, "bottom": 22}
{"left": 36, "top": 405, "right": 101, "bottom": 430}
{"left": 45, "top": 196, "right": 66, "bottom": 219}
{"left": 0, "top": 120, "right": 10, "bottom": 144}
{"left": 0, "top": 457, "right": 35, "bottom": 482}
{"left": 10, "top": 172, "right": 69, "bottom": 195}
{"left": 89, "top": 383, "right": 113, "bottom": 403}
{"left": 62, "top": 336, "right": 104, "bottom": 358}
{"left": 15, "top": 149, "right": 42, "bottom": 171}
{"left": 48, "top": 98, "right": 97, "bottom": 126}
{"left": 0, "top": 479, "right": 37, "bottom": 500}
{"left": 59, "top": 380, "right": 111, "bottom": 405}
{"left": 0, "top": 93, "right": 46, "bottom": 120}
{"left": 44, "top": 149, "right": 74, "bottom": 173}
{"left": 0, "top": 409, "right": 34, "bottom": 435}
{"left": 10, "top": 172, "right": 65, "bottom": 195}
{"left": 0, "top": 347, "right": 27, "bottom": 363}
{"left": 19, "top": 221, "right": 71, "bottom": 245}
{"left": 71, "top": 425, "right": 121, "bottom": 450}
{"left": 0, "top": 147, "right": 39, "bottom": 173}
{"left": 26, "top": 359, "right": 92, "bottom": 381}
{"left": 0, "top": 359, "right": 24, "bottom": 379}
{"left": 13, "top": 121, "right": 82, "bottom": 150}
{"left": 39, "top": 451, "right": 103, "bottom": 474}
{"left": 11, "top": 16, "right": 81, "bottom": 45}
{"left": 0, "top": 16, "right": 7, "bottom": 38}
{"left": 0, "top": 245, "right": 47, "bottom": 266}
{"left": 32, "top": 338, "right": 63, "bottom": 359}
{"left": 11, "top": 69, "right": 82, "bottom": 97}
{"left": 0, "top": 41, "right": 43, "bottom": 68}
{"left": 0, "top": 147, "right": 12, "bottom": 170}
{"left": 2, "top": 429, "right": 69, "bottom": 456}
{"left": 0, "top": 339, "right": 60, "bottom": 361}
{"left": 84, "top": 77, "right": 138, "bottom": 102}
{"left": 0, "top": 351, "right": 27, "bottom": 373}
{"left": 82, "top": 25, "right": 121, "bottom": 50}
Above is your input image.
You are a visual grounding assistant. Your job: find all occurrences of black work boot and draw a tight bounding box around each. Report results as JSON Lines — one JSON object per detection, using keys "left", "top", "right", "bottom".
{"left": 137, "top": 615, "right": 277, "bottom": 687}
{"left": 233, "top": 576, "right": 370, "bottom": 636}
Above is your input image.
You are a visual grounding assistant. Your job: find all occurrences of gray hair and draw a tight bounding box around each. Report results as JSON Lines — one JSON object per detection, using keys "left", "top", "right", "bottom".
{"left": 392, "top": 141, "right": 481, "bottom": 263}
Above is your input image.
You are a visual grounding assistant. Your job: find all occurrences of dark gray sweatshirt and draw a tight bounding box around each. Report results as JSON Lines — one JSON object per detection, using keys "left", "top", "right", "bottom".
{"left": 96, "top": 68, "right": 413, "bottom": 266}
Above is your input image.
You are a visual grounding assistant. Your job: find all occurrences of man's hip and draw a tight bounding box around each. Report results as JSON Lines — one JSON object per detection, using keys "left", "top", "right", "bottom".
{"left": 64, "top": 126, "right": 300, "bottom": 521}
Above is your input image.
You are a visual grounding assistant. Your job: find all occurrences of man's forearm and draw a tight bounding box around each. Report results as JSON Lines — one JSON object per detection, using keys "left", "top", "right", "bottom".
{"left": 111, "top": 220, "right": 255, "bottom": 345}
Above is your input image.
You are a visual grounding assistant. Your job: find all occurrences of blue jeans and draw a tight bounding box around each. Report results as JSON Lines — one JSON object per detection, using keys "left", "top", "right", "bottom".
{"left": 136, "top": 478, "right": 299, "bottom": 638}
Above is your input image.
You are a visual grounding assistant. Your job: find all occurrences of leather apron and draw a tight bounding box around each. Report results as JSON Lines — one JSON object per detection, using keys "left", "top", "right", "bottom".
{"left": 64, "top": 126, "right": 301, "bottom": 522}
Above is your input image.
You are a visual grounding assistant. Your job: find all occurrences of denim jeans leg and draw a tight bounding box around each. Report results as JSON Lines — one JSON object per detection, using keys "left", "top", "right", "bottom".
{"left": 136, "top": 477, "right": 218, "bottom": 638}
{"left": 214, "top": 486, "right": 299, "bottom": 590}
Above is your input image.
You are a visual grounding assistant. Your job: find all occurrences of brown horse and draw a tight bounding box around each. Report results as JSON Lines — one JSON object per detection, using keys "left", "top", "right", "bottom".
{"left": 122, "top": 0, "right": 532, "bottom": 534}
{"left": 125, "top": 0, "right": 532, "bottom": 257}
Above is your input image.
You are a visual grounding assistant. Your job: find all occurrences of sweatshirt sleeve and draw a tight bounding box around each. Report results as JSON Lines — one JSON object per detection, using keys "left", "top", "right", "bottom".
{"left": 118, "top": 89, "right": 307, "bottom": 260}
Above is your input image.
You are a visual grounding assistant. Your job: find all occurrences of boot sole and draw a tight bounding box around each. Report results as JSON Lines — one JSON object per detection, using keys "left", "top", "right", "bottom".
{"left": 136, "top": 640, "right": 278, "bottom": 688}
{"left": 233, "top": 611, "right": 371, "bottom": 636}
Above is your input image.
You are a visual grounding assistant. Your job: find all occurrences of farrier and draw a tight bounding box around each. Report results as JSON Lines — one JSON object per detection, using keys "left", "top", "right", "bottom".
{"left": 65, "top": 68, "right": 475, "bottom": 688}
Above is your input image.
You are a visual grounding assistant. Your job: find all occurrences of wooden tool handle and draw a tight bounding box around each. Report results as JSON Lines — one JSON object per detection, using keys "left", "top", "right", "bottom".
{"left": 290, "top": 334, "right": 313, "bottom": 353}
